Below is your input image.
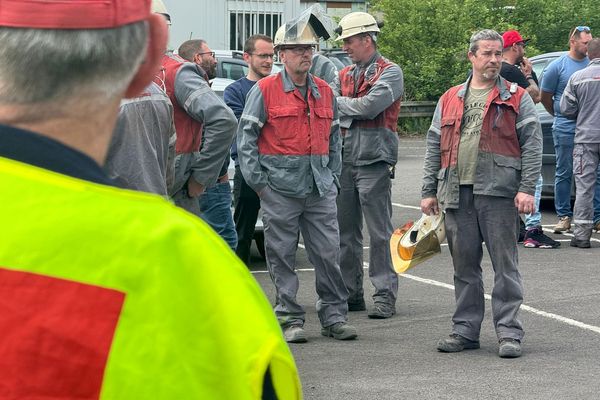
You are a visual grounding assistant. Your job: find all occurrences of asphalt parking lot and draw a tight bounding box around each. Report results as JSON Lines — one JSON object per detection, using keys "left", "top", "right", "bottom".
{"left": 246, "top": 137, "right": 600, "bottom": 399}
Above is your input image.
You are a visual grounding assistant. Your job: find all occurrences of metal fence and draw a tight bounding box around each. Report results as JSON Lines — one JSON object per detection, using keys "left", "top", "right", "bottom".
{"left": 399, "top": 101, "right": 437, "bottom": 119}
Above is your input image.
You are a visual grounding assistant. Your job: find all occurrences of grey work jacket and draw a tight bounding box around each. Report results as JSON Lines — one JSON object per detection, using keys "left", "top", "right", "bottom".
{"left": 237, "top": 68, "right": 341, "bottom": 198}
{"left": 330, "top": 52, "right": 404, "bottom": 166}
{"left": 172, "top": 63, "right": 237, "bottom": 194}
{"left": 560, "top": 58, "right": 600, "bottom": 143}
{"left": 422, "top": 77, "right": 542, "bottom": 210}
{"left": 105, "top": 82, "right": 176, "bottom": 196}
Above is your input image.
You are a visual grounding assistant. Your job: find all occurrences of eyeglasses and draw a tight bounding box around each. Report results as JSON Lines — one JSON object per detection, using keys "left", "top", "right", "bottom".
{"left": 251, "top": 53, "right": 275, "bottom": 60}
{"left": 281, "top": 46, "right": 315, "bottom": 55}
{"left": 570, "top": 26, "right": 591, "bottom": 39}
{"left": 197, "top": 51, "right": 215, "bottom": 58}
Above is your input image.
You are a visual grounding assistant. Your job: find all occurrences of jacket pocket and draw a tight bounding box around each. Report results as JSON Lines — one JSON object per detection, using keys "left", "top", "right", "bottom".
{"left": 356, "top": 129, "right": 383, "bottom": 162}
{"left": 268, "top": 107, "right": 302, "bottom": 139}
{"left": 492, "top": 154, "right": 521, "bottom": 193}
{"left": 439, "top": 118, "right": 456, "bottom": 166}
{"left": 264, "top": 156, "right": 301, "bottom": 193}
{"left": 313, "top": 107, "right": 334, "bottom": 146}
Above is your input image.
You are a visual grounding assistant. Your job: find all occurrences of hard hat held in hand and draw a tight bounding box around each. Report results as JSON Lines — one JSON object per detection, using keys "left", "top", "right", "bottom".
{"left": 335, "top": 12, "right": 381, "bottom": 41}
{"left": 390, "top": 213, "right": 446, "bottom": 274}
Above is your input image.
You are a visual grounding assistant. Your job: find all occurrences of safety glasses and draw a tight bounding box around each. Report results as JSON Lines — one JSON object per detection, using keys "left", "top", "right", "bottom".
{"left": 197, "top": 51, "right": 216, "bottom": 59}
{"left": 280, "top": 46, "right": 315, "bottom": 55}
{"left": 570, "top": 26, "right": 591, "bottom": 39}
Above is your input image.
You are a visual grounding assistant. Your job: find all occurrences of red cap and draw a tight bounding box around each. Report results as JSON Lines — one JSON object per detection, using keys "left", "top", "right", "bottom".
{"left": 0, "top": 0, "right": 151, "bottom": 29}
{"left": 502, "top": 30, "right": 530, "bottom": 48}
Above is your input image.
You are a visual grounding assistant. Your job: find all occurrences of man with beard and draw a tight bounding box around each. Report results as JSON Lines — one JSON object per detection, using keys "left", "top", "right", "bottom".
{"left": 156, "top": 38, "right": 236, "bottom": 221}
{"left": 501, "top": 30, "right": 559, "bottom": 249}
{"left": 541, "top": 26, "right": 600, "bottom": 233}
{"left": 225, "top": 34, "right": 274, "bottom": 265}
{"left": 421, "top": 29, "right": 542, "bottom": 358}
{"left": 174, "top": 39, "right": 238, "bottom": 248}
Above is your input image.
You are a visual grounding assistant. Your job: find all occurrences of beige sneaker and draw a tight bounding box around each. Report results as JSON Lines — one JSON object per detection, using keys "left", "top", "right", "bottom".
{"left": 553, "top": 216, "right": 571, "bottom": 233}
{"left": 594, "top": 221, "right": 600, "bottom": 233}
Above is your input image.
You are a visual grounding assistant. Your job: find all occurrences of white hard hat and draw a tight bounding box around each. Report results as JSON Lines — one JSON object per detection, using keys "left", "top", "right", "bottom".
{"left": 390, "top": 213, "right": 446, "bottom": 274}
{"left": 152, "top": 0, "right": 171, "bottom": 25}
{"left": 335, "top": 12, "right": 380, "bottom": 41}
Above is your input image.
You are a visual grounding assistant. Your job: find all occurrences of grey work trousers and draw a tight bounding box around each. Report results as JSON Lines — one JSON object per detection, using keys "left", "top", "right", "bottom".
{"left": 337, "top": 162, "right": 398, "bottom": 307}
{"left": 573, "top": 143, "right": 600, "bottom": 241}
{"left": 261, "top": 184, "right": 349, "bottom": 329}
{"left": 445, "top": 185, "right": 524, "bottom": 341}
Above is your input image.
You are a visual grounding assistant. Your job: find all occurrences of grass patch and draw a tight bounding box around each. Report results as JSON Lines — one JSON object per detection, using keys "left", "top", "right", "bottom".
{"left": 397, "top": 116, "right": 432, "bottom": 137}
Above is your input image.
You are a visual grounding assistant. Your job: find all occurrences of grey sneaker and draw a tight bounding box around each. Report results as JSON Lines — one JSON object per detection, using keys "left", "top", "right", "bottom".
{"left": 553, "top": 216, "right": 572, "bottom": 233}
{"left": 321, "top": 322, "right": 358, "bottom": 340}
{"left": 283, "top": 325, "right": 307, "bottom": 343}
{"left": 437, "top": 333, "right": 480, "bottom": 352}
{"left": 498, "top": 338, "right": 522, "bottom": 358}
{"left": 367, "top": 303, "right": 396, "bottom": 319}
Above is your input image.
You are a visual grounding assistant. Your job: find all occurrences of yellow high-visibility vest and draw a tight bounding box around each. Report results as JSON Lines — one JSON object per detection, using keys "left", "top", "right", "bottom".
{"left": 0, "top": 156, "right": 301, "bottom": 399}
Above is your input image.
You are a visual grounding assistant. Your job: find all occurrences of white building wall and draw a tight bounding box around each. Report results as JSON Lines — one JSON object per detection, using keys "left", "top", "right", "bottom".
{"left": 163, "top": 0, "right": 365, "bottom": 51}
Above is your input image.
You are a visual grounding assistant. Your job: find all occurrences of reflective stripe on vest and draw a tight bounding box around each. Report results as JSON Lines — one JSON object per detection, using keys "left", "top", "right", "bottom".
{"left": 0, "top": 157, "right": 301, "bottom": 400}
{"left": 155, "top": 54, "right": 203, "bottom": 154}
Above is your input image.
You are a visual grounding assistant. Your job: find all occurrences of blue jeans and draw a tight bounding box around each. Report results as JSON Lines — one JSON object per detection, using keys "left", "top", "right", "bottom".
{"left": 553, "top": 131, "right": 574, "bottom": 217}
{"left": 524, "top": 175, "right": 543, "bottom": 229}
{"left": 199, "top": 182, "right": 238, "bottom": 250}
{"left": 553, "top": 130, "right": 600, "bottom": 221}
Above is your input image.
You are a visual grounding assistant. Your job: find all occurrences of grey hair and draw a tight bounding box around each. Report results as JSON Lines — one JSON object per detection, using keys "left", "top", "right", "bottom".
{"left": 0, "top": 22, "right": 148, "bottom": 105}
{"left": 469, "top": 29, "right": 503, "bottom": 54}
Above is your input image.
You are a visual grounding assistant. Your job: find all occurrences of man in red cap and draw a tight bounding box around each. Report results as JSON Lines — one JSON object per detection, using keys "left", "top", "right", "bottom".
{"left": 501, "top": 30, "right": 561, "bottom": 250}
{"left": 0, "top": 1, "right": 300, "bottom": 398}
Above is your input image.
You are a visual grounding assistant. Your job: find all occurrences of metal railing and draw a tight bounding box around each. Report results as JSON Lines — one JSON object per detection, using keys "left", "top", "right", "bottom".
{"left": 399, "top": 101, "right": 437, "bottom": 118}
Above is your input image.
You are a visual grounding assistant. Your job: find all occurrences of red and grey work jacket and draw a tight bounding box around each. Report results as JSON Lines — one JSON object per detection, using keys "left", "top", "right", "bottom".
{"left": 154, "top": 54, "right": 203, "bottom": 155}
{"left": 421, "top": 77, "right": 542, "bottom": 210}
{"left": 237, "top": 69, "right": 342, "bottom": 198}
{"left": 334, "top": 54, "right": 404, "bottom": 166}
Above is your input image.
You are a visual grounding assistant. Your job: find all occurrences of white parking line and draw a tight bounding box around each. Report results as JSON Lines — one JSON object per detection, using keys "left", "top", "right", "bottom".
{"left": 252, "top": 260, "right": 600, "bottom": 335}
{"left": 252, "top": 204, "right": 600, "bottom": 335}
{"left": 401, "top": 272, "right": 600, "bottom": 335}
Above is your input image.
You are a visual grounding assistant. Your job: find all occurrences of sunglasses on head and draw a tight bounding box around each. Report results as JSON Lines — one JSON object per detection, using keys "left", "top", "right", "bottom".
{"left": 570, "top": 26, "right": 591, "bottom": 38}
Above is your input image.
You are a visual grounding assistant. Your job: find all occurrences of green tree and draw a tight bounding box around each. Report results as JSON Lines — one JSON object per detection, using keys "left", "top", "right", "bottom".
{"left": 371, "top": 0, "right": 600, "bottom": 100}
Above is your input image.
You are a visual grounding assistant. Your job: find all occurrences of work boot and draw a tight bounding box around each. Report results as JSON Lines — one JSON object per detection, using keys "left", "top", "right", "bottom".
{"left": 321, "top": 322, "right": 357, "bottom": 340}
{"left": 283, "top": 325, "right": 307, "bottom": 343}
{"left": 570, "top": 237, "right": 591, "bottom": 249}
{"left": 553, "top": 216, "right": 571, "bottom": 233}
{"left": 437, "top": 333, "right": 480, "bottom": 353}
{"left": 367, "top": 303, "right": 396, "bottom": 319}
{"left": 348, "top": 298, "right": 366, "bottom": 312}
{"left": 498, "top": 338, "right": 522, "bottom": 358}
{"left": 523, "top": 228, "right": 560, "bottom": 249}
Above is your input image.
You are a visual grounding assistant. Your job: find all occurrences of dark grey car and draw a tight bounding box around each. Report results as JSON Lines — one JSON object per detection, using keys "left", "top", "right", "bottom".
{"left": 530, "top": 51, "right": 567, "bottom": 198}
